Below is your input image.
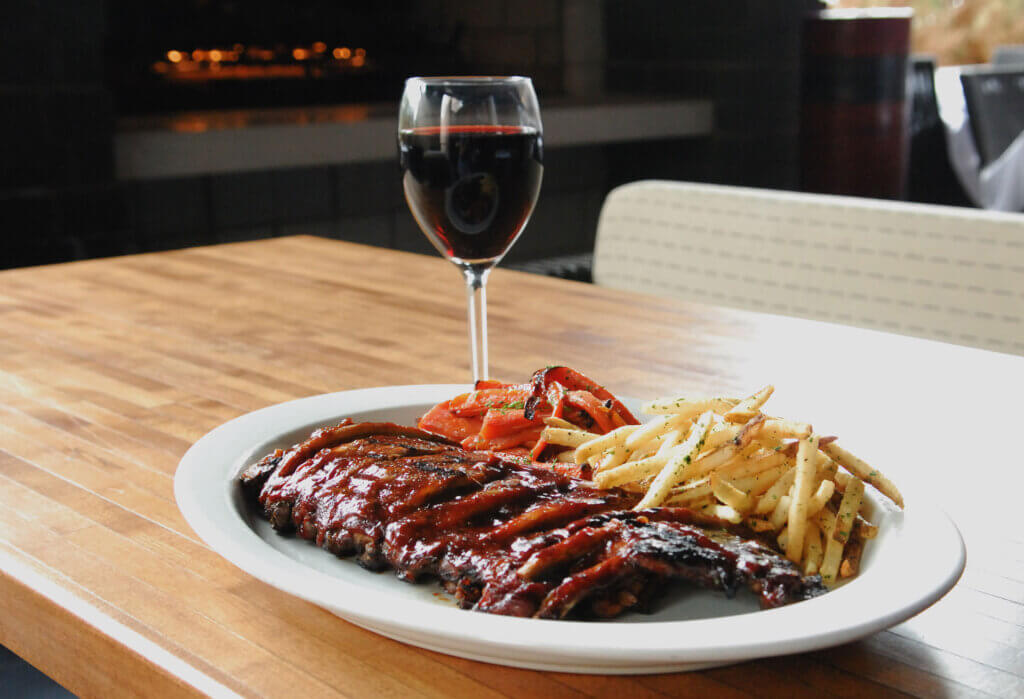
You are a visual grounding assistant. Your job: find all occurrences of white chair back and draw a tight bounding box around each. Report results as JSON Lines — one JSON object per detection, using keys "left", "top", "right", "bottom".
{"left": 593, "top": 180, "right": 1024, "bottom": 355}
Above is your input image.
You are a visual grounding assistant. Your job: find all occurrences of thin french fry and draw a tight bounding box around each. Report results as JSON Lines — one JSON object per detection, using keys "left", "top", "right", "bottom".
{"left": 734, "top": 414, "right": 767, "bottom": 448}
{"left": 723, "top": 450, "right": 788, "bottom": 481}
{"left": 574, "top": 424, "right": 640, "bottom": 464}
{"left": 711, "top": 472, "right": 755, "bottom": 513}
{"left": 624, "top": 413, "right": 693, "bottom": 449}
{"left": 680, "top": 445, "right": 740, "bottom": 482}
{"left": 667, "top": 476, "right": 713, "bottom": 502}
{"left": 816, "top": 454, "right": 838, "bottom": 479}
{"left": 704, "top": 421, "right": 743, "bottom": 451}
{"left": 630, "top": 439, "right": 666, "bottom": 461}
{"left": 655, "top": 429, "right": 683, "bottom": 457}
{"left": 822, "top": 441, "right": 904, "bottom": 508}
{"left": 594, "top": 453, "right": 668, "bottom": 489}
{"left": 769, "top": 494, "right": 791, "bottom": 530}
{"left": 816, "top": 507, "right": 844, "bottom": 585}
{"left": 820, "top": 540, "right": 844, "bottom": 584}
{"left": 782, "top": 435, "right": 835, "bottom": 458}
{"left": 760, "top": 418, "right": 813, "bottom": 442}
{"left": 841, "top": 536, "right": 865, "bottom": 578}
{"left": 785, "top": 435, "right": 820, "bottom": 563}
{"left": 738, "top": 441, "right": 763, "bottom": 459}
{"left": 640, "top": 396, "right": 737, "bottom": 415}
{"left": 593, "top": 443, "right": 631, "bottom": 474}
{"left": 754, "top": 466, "right": 796, "bottom": 514}
{"left": 635, "top": 411, "right": 715, "bottom": 509}
{"left": 807, "top": 479, "right": 835, "bottom": 517}
{"left": 542, "top": 416, "right": 577, "bottom": 430}
{"left": 803, "top": 522, "right": 824, "bottom": 576}
{"left": 815, "top": 454, "right": 846, "bottom": 492}
{"left": 540, "top": 426, "right": 599, "bottom": 449}
{"left": 624, "top": 429, "right": 675, "bottom": 462}
{"left": 724, "top": 384, "right": 775, "bottom": 423}
{"left": 572, "top": 382, "right": 897, "bottom": 587}
{"left": 665, "top": 492, "right": 716, "bottom": 509}
{"left": 831, "top": 477, "right": 865, "bottom": 545}
{"left": 733, "top": 464, "right": 786, "bottom": 497}
{"left": 813, "top": 506, "right": 837, "bottom": 536}
{"left": 743, "top": 461, "right": 793, "bottom": 497}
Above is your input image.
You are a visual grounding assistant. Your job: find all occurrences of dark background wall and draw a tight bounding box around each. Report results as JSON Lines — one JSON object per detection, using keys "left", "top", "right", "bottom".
{"left": 1, "top": 1, "right": 867, "bottom": 272}
{"left": 1, "top": 0, "right": 125, "bottom": 268}
{"left": 605, "top": 0, "right": 815, "bottom": 190}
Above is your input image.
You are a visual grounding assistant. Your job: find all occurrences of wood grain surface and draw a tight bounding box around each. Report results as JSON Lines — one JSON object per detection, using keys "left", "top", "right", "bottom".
{"left": 0, "top": 236, "right": 1020, "bottom": 698}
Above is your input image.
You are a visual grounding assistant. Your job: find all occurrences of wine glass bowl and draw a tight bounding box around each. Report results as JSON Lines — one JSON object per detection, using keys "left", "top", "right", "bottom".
{"left": 398, "top": 77, "right": 543, "bottom": 381}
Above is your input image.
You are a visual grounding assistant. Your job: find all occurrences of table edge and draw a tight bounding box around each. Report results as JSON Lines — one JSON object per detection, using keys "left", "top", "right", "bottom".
{"left": 0, "top": 547, "right": 238, "bottom": 699}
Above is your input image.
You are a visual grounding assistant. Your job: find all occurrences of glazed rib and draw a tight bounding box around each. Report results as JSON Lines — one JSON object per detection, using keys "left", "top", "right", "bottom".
{"left": 240, "top": 422, "right": 825, "bottom": 618}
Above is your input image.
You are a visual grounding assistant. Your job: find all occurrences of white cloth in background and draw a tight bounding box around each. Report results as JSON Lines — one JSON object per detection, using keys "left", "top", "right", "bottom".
{"left": 935, "top": 65, "right": 1024, "bottom": 212}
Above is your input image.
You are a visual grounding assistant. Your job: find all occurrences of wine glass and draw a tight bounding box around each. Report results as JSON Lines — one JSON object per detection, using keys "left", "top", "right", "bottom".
{"left": 398, "top": 76, "right": 543, "bottom": 382}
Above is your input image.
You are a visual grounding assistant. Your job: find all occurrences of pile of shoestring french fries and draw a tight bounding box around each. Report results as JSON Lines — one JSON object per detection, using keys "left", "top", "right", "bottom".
{"left": 539, "top": 385, "right": 904, "bottom": 585}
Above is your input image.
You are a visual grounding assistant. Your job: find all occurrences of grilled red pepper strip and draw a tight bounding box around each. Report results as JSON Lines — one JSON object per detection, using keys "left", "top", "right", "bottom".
{"left": 564, "top": 390, "right": 617, "bottom": 433}
{"left": 448, "top": 385, "right": 532, "bottom": 417}
{"left": 526, "top": 366, "right": 639, "bottom": 425}
{"left": 529, "top": 440, "right": 548, "bottom": 462}
{"left": 418, "top": 403, "right": 483, "bottom": 442}
{"left": 481, "top": 424, "right": 545, "bottom": 451}
{"left": 478, "top": 408, "right": 541, "bottom": 440}
{"left": 463, "top": 423, "right": 545, "bottom": 451}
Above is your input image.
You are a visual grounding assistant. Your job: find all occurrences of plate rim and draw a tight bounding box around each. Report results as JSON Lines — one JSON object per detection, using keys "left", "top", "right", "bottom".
{"left": 174, "top": 384, "right": 966, "bottom": 673}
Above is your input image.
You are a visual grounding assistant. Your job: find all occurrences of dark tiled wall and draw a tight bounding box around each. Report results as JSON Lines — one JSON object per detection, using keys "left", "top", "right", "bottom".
{"left": 0, "top": 0, "right": 793, "bottom": 271}
{"left": 605, "top": 0, "right": 814, "bottom": 190}
{"left": 1, "top": 0, "right": 572, "bottom": 271}
{"left": 1, "top": 0, "right": 127, "bottom": 269}
{"left": 413, "top": 0, "right": 565, "bottom": 96}
{"left": 104, "top": 138, "right": 705, "bottom": 266}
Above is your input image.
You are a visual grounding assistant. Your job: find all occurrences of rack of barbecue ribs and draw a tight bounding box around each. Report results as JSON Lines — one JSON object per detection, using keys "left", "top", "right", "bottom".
{"left": 239, "top": 421, "right": 826, "bottom": 619}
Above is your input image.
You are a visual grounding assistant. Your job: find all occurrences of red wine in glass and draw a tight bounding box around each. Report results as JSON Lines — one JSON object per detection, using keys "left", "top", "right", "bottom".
{"left": 399, "top": 125, "right": 543, "bottom": 264}
{"left": 398, "top": 77, "right": 543, "bottom": 382}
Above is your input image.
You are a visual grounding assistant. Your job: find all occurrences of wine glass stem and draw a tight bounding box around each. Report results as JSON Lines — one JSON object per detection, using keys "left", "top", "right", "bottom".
{"left": 462, "top": 265, "right": 492, "bottom": 383}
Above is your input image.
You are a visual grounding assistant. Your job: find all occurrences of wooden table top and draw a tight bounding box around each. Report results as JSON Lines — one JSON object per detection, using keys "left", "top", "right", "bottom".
{"left": 1, "top": 236, "right": 1021, "bottom": 698}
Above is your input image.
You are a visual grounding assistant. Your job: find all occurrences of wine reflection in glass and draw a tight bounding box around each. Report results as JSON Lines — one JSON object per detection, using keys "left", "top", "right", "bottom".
{"left": 398, "top": 77, "right": 543, "bottom": 382}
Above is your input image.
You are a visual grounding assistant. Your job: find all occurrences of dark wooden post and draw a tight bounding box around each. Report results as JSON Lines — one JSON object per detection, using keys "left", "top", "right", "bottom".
{"left": 801, "top": 8, "right": 913, "bottom": 199}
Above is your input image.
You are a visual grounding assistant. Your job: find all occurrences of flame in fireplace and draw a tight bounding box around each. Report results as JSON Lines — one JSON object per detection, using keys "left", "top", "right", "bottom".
{"left": 151, "top": 43, "right": 369, "bottom": 82}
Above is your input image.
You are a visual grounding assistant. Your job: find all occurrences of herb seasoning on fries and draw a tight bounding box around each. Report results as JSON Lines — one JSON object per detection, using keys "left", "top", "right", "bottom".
{"left": 539, "top": 384, "right": 904, "bottom": 585}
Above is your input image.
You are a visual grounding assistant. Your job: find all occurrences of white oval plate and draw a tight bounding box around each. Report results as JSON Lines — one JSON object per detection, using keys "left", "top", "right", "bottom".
{"left": 175, "top": 385, "right": 965, "bottom": 674}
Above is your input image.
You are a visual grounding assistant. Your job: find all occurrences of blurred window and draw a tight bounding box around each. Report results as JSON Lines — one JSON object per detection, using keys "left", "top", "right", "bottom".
{"left": 832, "top": 0, "right": 1024, "bottom": 65}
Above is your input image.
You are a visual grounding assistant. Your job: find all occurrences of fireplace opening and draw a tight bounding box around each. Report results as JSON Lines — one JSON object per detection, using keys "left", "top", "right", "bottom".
{"left": 106, "top": 0, "right": 467, "bottom": 114}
